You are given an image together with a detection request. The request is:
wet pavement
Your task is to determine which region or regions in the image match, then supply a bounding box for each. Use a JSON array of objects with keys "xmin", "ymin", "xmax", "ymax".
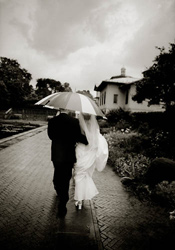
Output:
[
  {"xmin": 0, "ymin": 125, "xmax": 175, "ymax": 250},
  {"xmin": 93, "ymin": 167, "xmax": 175, "ymax": 250}
]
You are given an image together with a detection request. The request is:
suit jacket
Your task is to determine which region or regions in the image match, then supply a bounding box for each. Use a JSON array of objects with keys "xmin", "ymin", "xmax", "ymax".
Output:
[{"xmin": 47, "ymin": 113, "xmax": 88, "ymax": 163}]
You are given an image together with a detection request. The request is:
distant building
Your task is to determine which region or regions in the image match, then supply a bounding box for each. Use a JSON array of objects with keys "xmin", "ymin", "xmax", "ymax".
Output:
[{"xmin": 94, "ymin": 68, "xmax": 164, "ymax": 113}]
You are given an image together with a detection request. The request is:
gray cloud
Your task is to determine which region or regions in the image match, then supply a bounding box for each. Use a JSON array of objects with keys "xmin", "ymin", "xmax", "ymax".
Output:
[
  {"xmin": 0, "ymin": 0, "xmax": 174, "ymax": 92},
  {"xmin": 116, "ymin": 0, "xmax": 175, "ymax": 72},
  {"xmin": 29, "ymin": 0, "xmax": 103, "ymax": 58},
  {"xmin": 29, "ymin": 0, "xmax": 124, "ymax": 59}
]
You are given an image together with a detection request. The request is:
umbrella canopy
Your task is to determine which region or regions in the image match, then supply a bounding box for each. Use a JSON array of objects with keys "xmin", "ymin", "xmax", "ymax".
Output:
[{"xmin": 35, "ymin": 92, "xmax": 105, "ymax": 117}]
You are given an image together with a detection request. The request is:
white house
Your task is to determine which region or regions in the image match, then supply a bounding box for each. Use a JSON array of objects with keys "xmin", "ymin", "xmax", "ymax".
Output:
[{"xmin": 94, "ymin": 68, "xmax": 164, "ymax": 113}]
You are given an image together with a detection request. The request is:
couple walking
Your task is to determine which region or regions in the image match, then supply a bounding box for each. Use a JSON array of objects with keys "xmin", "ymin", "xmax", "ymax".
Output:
[{"xmin": 48, "ymin": 109, "xmax": 108, "ymax": 217}]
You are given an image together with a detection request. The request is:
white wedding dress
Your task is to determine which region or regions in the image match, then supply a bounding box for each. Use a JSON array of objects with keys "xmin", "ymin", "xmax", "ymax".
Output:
[{"xmin": 74, "ymin": 113, "xmax": 109, "ymax": 202}]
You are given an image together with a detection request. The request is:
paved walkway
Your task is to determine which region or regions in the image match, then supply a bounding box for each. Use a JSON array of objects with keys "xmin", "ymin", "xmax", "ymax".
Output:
[
  {"xmin": 0, "ymin": 126, "xmax": 175, "ymax": 250},
  {"xmin": 0, "ymin": 127, "xmax": 100, "ymax": 250},
  {"xmin": 93, "ymin": 167, "xmax": 175, "ymax": 250}
]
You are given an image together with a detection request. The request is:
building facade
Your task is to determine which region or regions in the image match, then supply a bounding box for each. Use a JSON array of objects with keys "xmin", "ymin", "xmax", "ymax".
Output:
[{"xmin": 94, "ymin": 68, "xmax": 164, "ymax": 113}]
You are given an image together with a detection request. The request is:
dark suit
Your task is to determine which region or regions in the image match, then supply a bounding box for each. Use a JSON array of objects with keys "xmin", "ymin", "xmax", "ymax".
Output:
[{"xmin": 47, "ymin": 113, "xmax": 88, "ymax": 207}]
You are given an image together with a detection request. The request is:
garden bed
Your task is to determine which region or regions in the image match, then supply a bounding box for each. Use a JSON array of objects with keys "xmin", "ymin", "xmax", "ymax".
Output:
[
  {"xmin": 0, "ymin": 121, "xmax": 41, "ymax": 139},
  {"xmin": 104, "ymin": 130, "xmax": 175, "ymax": 210}
]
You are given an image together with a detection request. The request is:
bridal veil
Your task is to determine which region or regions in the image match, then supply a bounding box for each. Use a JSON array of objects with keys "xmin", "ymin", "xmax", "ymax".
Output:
[{"xmin": 74, "ymin": 113, "xmax": 108, "ymax": 201}]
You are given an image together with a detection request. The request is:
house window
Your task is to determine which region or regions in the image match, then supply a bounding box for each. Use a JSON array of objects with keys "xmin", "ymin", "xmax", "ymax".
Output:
[
  {"xmin": 101, "ymin": 93, "xmax": 103, "ymax": 105},
  {"xmin": 104, "ymin": 91, "xmax": 106, "ymax": 104},
  {"xmin": 100, "ymin": 91, "xmax": 106, "ymax": 105},
  {"xmin": 125, "ymin": 89, "xmax": 129, "ymax": 104},
  {"xmin": 113, "ymin": 94, "xmax": 118, "ymax": 104}
]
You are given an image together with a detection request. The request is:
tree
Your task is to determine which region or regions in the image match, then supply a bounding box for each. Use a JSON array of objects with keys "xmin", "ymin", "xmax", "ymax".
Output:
[
  {"xmin": 36, "ymin": 78, "xmax": 56, "ymax": 98},
  {"xmin": 0, "ymin": 57, "xmax": 32, "ymax": 109},
  {"xmin": 0, "ymin": 80, "xmax": 9, "ymax": 108},
  {"xmin": 77, "ymin": 90, "xmax": 93, "ymax": 99},
  {"xmin": 62, "ymin": 82, "xmax": 72, "ymax": 92},
  {"xmin": 133, "ymin": 43, "xmax": 175, "ymax": 110},
  {"xmin": 35, "ymin": 79, "xmax": 72, "ymax": 99},
  {"xmin": 24, "ymin": 85, "xmax": 39, "ymax": 106}
]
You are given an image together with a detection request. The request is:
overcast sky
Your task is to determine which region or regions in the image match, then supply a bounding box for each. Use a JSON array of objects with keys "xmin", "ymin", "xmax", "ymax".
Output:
[{"xmin": 0, "ymin": 0, "xmax": 175, "ymax": 94}]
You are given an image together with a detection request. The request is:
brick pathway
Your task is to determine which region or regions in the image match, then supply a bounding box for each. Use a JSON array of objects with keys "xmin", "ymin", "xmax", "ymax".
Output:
[
  {"xmin": 0, "ymin": 128, "xmax": 99, "ymax": 250},
  {"xmin": 0, "ymin": 126, "xmax": 175, "ymax": 250},
  {"xmin": 92, "ymin": 166, "xmax": 175, "ymax": 250}
]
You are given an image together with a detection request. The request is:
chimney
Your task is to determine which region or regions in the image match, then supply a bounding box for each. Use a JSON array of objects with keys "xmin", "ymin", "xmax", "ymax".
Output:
[{"xmin": 121, "ymin": 67, "xmax": 126, "ymax": 76}]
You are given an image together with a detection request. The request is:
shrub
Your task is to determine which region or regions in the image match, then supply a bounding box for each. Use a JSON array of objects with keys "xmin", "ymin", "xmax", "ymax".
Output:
[
  {"xmin": 104, "ymin": 132, "xmax": 151, "ymax": 170},
  {"xmin": 137, "ymin": 128, "xmax": 175, "ymax": 160},
  {"xmin": 114, "ymin": 154, "xmax": 150, "ymax": 180},
  {"xmin": 105, "ymin": 129, "xmax": 175, "ymax": 209},
  {"xmin": 131, "ymin": 112, "xmax": 164, "ymax": 130},
  {"xmin": 152, "ymin": 181, "xmax": 175, "ymax": 208},
  {"xmin": 97, "ymin": 119, "xmax": 109, "ymax": 128},
  {"xmin": 104, "ymin": 132, "xmax": 132, "ymax": 166},
  {"xmin": 114, "ymin": 119, "xmax": 132, "ymax": 131},
  {"xmin": 103, "ymin": 109, "xmax": 174, "ymax": 160},
  {"xmin": 106, "ymin": 108, "xmax": 131, "ymax": 124}
]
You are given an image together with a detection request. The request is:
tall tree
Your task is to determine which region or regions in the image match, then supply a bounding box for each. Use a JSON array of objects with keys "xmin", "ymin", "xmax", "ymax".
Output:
[
  {"xmin": 77, "ymin": 90, "xmax": 93, "ymax": 99},
  {"xmin": 133, "ymin": 43, "xmax": 175, "ymax": 110},
  {"xmin": 36, "ymin": 78, "xmax": 53, "ymax": 98},
  {"xmin": 0, "ymin": 57, "xmax": 32, "ymax": 109},
  {"xmin": 35, "ymin": 79, "xmax": 72, "ymax": 99},
  {"xmin": 0, "ymin": 80, "xmax": 9, "ymax": 108},
  {"xmin": 62, "ymin": 82, "xmax": 72, "ymax": 92}
]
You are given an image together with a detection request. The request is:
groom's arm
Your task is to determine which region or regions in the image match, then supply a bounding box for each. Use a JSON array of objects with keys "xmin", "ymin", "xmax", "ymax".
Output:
[{"xmin": 78, "ymin": 133, "xmax": 88, "ymax": 145}]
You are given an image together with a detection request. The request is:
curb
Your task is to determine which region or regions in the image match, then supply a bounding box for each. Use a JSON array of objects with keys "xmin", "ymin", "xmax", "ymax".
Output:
[{"xmin": 90, "ymin": 200, "xmax": 103, "ymax": 250}]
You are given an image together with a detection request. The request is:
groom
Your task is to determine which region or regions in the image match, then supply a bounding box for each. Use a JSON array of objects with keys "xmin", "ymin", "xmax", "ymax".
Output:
[{"xmin": 47, "ymin": 109, "xmax": 88, "ymax": 217}]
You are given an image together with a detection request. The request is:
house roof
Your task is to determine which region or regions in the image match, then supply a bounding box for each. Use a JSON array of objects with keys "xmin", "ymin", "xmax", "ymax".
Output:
[{"xmin": 94, "ymin": 70, "xmax": 142, "ymax": 91}]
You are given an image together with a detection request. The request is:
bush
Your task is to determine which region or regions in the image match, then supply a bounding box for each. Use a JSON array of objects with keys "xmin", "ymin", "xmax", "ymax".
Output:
[
  {"xmin": 104, "ymin": 132, "xmax": 132, "ymax": 166},
  {"xmin": 114, "ymin": 119, "xmax": 132, "ymax": 131},
  {"xmin": 106, "ymin": 108, "xmax": 131, "ymax": 124},
  {"xmin": 103, "ymin": 109, "xmax": 174, "ymax": 160},
  {"xmin": 105, "ymin": 129, "xmax": 175, "ymax": 209},
  {"xmin": 97, "ymin": 118, "xmax": 109, "ymax": 128},
  {"xmin": 114, "ymin": 154, "xmax": 150, "ymax": 180},
  {"xmin": 152, "ymin": 181, "xmax": 175, "ymax": 208},
  {"xmin": 131, "ymin": 112, "xmax": 164, "ymax": 130},
  {"xmin": 137, "ymin": 128, "xmax": 175, "ymax": 160},
  {"xmin": 104, "ymin": 131, "xmax": 150, "ymax": 166}
]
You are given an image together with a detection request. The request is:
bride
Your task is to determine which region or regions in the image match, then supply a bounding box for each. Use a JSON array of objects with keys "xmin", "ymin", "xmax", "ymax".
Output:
[{"xmin": 74, "ymin": 112, "xmax": 109, "ymax": 209}]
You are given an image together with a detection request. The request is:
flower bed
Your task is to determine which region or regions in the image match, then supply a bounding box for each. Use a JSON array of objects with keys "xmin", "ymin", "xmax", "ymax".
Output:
[
  {"xmin": 0, "ymin": 122, "xmax": 39, "ymax": 139},
  {"xmin": 104, "ymin": 131, "xmax": 175, "ymax": 209}
]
